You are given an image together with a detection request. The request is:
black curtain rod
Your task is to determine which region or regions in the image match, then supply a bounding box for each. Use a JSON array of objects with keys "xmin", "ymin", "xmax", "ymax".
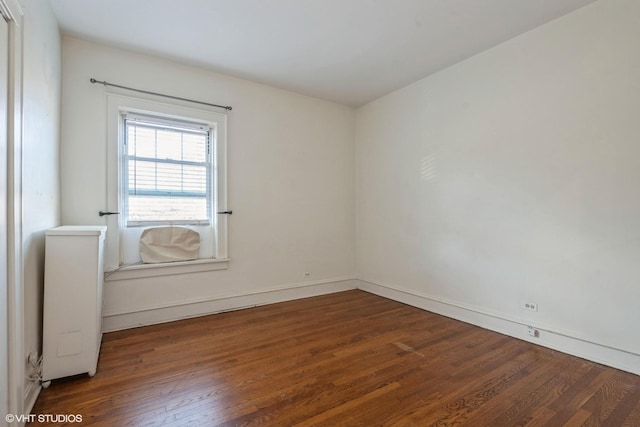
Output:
[{"xmin": 89, "ymin": 78, "xmax": 232, "ymax": 111}]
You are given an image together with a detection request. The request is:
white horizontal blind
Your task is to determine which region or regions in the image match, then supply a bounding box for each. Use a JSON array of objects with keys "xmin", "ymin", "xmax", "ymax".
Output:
[{"xmin": 123, "ymin": 113, "xmax": 212, "ymax": 226}]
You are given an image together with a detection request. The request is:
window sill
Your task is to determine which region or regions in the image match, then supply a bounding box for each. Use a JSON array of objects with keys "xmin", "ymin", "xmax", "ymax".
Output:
[{"xmin": 105, "ymin": 258, "xmax": 229, "ymax": 282}]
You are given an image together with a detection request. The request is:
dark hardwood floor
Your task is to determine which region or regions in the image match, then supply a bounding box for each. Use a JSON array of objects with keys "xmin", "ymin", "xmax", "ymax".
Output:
[{"xmin": 30, "ymin": 290, "xmax": 640, "ymax": 426}]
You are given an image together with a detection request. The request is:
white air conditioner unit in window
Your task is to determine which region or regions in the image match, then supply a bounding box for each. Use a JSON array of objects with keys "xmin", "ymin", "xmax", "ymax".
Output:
[{"xmin": 139, "ymin": 227, "xmax": 200, "ymax": 263}]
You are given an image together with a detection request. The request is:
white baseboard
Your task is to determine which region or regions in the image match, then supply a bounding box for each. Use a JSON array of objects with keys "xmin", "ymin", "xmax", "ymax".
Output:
[
  {"xmin": 356, "ymin": 279, "xmax": 640, "ymax": 376},
  {"xmin": 101, "ymin": 276, "xmax": 639, "ymax": 376},
  {"xmin": 24, "ymin": 381, "xmax": 41, "ymax": 417},
  {"xmin": 102, "ymin": 278, "xmax": 358, "ymax": 332}
]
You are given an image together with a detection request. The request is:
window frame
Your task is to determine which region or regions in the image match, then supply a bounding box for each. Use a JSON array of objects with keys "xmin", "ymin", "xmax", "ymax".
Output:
[
  {"xmin": 105, "ymin": 94, "xmax": 228, "ymax": 273},
  {"xmin": 122, "ymin": 112, "xmax": 213, "ymax": 227}
]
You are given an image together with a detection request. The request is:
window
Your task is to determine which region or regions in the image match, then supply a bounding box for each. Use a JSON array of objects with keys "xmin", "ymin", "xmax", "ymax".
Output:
[
  {"xmin": 105, "ymin": 95, "xmax": 228, "ymax": 273},
  {"xmin": 123, "ymin": 113, "xmax": 212, "ymax": 226}
]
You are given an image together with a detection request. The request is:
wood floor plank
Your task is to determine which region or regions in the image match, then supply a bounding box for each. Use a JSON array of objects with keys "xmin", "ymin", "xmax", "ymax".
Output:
[
  {"xmin": 577, "ymin": 370, "xmax": 635, "ymax": 426},
  {"xmin": 563, "ymin": 408, "xmax": 594, "ymax": 427},
  {"xmin": 622, "ymin": 403, "xmax": 640, "ymax": 427},
  {"xmin": 29, "ymin": 290, "xmax": 640, "ymax": 426},
  {"xmin": 482, "ymin": 357, "xmax": 595, "ymax": 426}
]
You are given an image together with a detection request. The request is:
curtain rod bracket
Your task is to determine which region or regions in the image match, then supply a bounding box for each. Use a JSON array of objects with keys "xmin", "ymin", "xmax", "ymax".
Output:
[{"xmin": 89, "ymin": 78, "xmax": 232, "ymax": 111}]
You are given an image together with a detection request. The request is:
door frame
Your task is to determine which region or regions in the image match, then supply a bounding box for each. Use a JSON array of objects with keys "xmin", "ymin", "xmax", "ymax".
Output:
[{"xmin": 0, "ymin": 0, "xmax": 24, "ymax": 423}]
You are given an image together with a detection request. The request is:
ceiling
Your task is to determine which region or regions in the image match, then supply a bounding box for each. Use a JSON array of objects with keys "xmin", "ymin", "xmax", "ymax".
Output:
[{"xmin": 49, "ymin": 0, "xmax": 599, "ymax": 107}]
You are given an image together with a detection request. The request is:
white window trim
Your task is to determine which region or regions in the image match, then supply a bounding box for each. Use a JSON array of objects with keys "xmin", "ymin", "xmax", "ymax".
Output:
[
  {"xmin": 105, "ymin": 258, "xmax": 230, "ymax": 282},
  {"xmin": 105, "ymin": 94, "xmax": 228, "ymax": 275}
]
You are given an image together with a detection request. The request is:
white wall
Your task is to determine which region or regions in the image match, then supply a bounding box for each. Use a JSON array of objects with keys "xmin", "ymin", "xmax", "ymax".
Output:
[
  {"xmin": 60, "ymin": 37, "xmax": 356, "ymax": 329},
  {"xmin": 18, "ymin": 0, "xmax": 61, "ymax": 410},
  {"xmin": 356, "ymin": 0, "xmax": 640, "ymax": 372}
]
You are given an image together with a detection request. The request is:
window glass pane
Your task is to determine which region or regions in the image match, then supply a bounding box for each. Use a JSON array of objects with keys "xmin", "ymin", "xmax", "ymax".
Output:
[
  {"xmin": 128, "ymin": 196, "xmax": 208, "ymax": 222},
  {"xmin": 156, "ymin": 129, "xmax": 183, "ymax": 161},
  {"xmin": 182, "ymin": 165, "xmax": 207, "ymax": 192},
  {"xmin": 155, "ymin": 163, "xmax": 183, "ymax": 192},
  {"xmin": 128, "ymin": 160, "xmax": 156, "ymax": 191},
  {"xmin": 182, "ymin": 133, "xmax": 207, "ymax": 162},
  {"xmin": 128, "ymin": 125, "xmax": 156, "ymax": 158}
]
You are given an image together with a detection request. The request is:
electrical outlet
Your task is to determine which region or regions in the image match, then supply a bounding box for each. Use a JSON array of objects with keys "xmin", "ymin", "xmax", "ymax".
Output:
[
  {"xmin": 527, "ymin": 326, "xmax": 539, "ymax": 338},
  {"xmin": 304, "ymin": 272, "xmax": 311, "ymax": 278},
  {"xmin": 522, "ymin": 302, "xmax": 538, "ymax": 312}
]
